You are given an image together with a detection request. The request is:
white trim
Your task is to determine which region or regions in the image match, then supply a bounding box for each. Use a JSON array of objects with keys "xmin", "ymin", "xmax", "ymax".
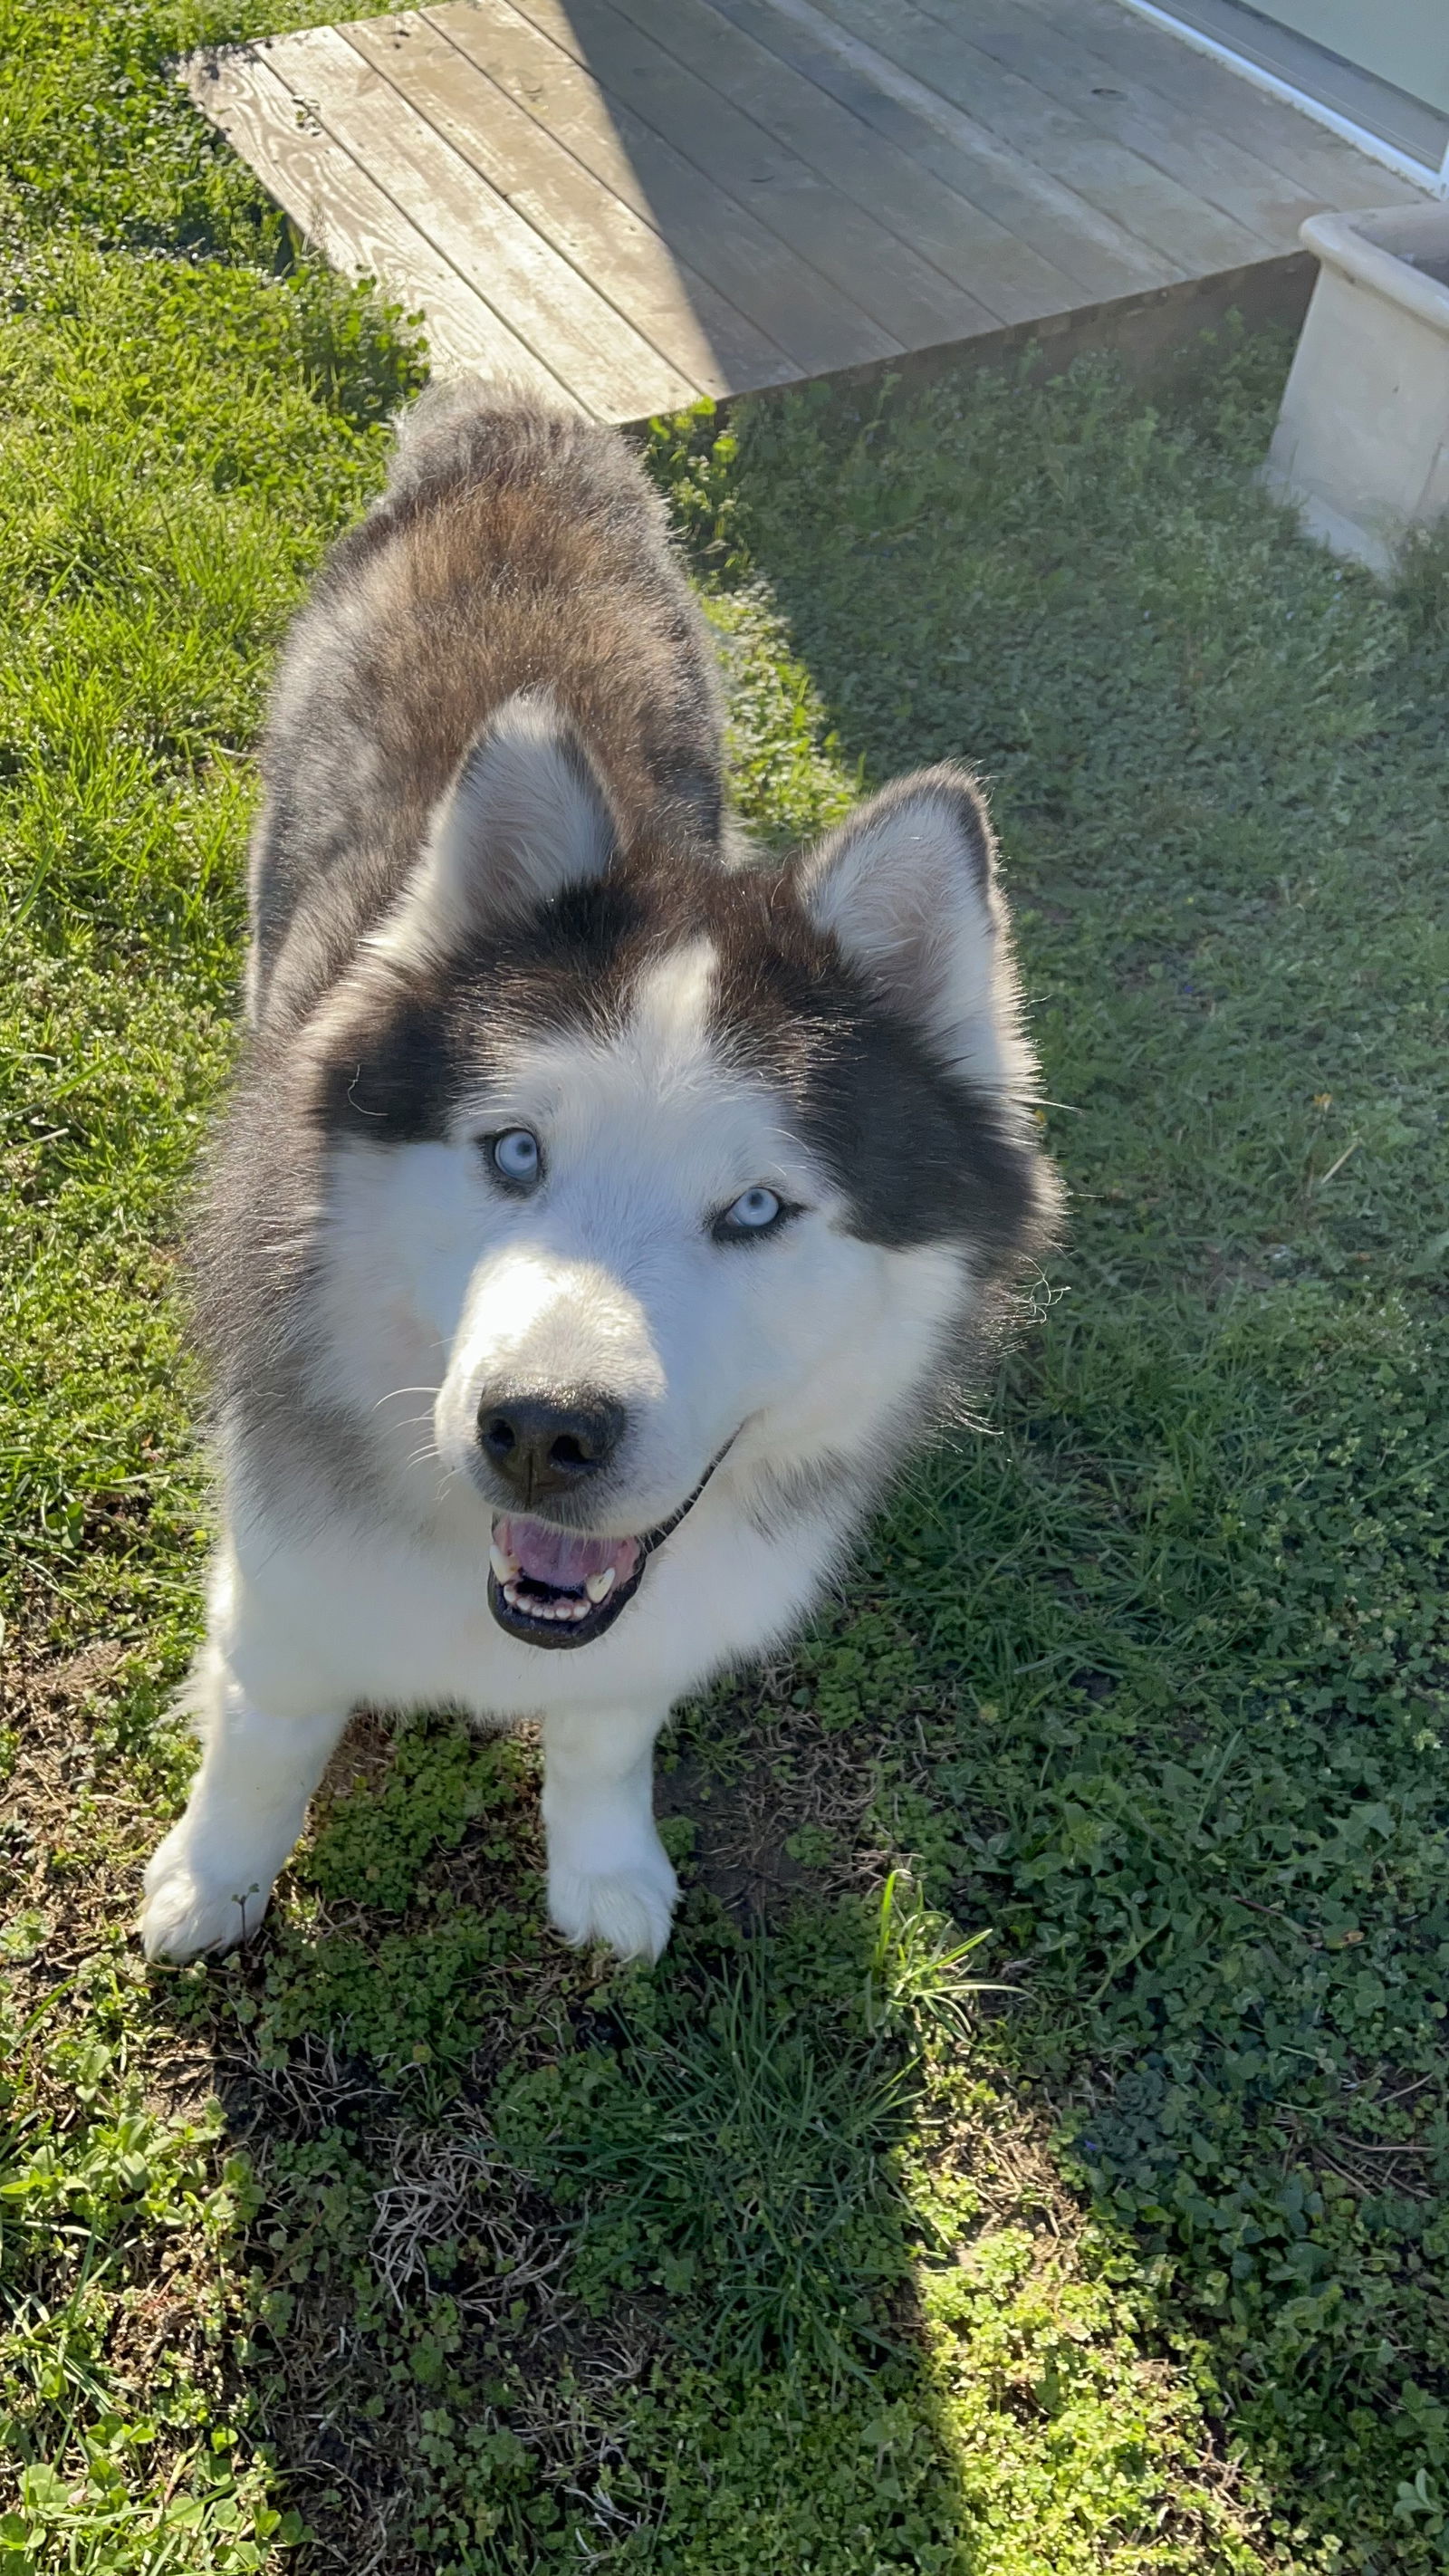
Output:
[{"xmin": 1113, "ymin": 0, "xmax": 1444, "ymax": 197}]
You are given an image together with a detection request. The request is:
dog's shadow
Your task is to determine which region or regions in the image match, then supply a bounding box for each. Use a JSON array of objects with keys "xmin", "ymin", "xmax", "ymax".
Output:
[{"xmin": 143, "ymin": 1691, "xmax": 1020, "ymax": 2572}]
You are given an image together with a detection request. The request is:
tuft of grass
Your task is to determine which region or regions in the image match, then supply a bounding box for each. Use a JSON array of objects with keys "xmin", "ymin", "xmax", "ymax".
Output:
[{"xmin": 494, "ymin": 1934, "xmax": 912, "ymax": 2379}]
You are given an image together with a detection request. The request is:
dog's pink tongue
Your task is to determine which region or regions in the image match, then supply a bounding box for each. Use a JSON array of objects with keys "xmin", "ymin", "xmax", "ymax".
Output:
[{"xmin": 496, "ymin": 1515, "xmax": 640, "ymax": 1590}]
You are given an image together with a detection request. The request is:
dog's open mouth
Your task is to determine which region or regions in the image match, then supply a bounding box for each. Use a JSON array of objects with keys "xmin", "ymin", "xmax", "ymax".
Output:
[
  {"xmin": 488, "ymin": 1517, "xmax": 646, "ymax": 1648},
  {"xmin": 486, "ymin": 1441, "xmax": 735, "ymax": 1649}
]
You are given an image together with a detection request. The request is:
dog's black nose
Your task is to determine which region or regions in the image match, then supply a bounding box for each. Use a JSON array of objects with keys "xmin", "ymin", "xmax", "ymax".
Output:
[{"xmin": 477, "ymin": 1391, "xmax": 626, "ymax": 1504}]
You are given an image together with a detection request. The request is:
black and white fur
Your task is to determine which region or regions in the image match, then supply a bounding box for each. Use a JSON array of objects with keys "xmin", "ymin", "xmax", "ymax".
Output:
[{"xmin": 140, "ymin": 388, "xmax": 1058, "ymax": 1967}]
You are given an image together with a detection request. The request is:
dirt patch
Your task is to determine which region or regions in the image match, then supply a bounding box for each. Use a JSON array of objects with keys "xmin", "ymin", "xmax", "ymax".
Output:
[
  {"xmin": 1, "ymin": 1638, "xmax": 139, "ymax": 1983},
  {"xmin": 657, "ymin": 1751, "xmax": 818, "ymax": 1918},
  {"xmin": 311, "ymin": 1705, "xmax": 401, "ymax": 1812},
  {"xmin": 658, "ymin": 1689, "xmax": 888, "ymax": 1924}
]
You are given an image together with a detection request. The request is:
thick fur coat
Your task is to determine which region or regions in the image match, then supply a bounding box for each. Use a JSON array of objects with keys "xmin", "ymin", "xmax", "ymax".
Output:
[{"xmin": 140, "ymin": 386, "xmax": 1058, "ymax": 1966}]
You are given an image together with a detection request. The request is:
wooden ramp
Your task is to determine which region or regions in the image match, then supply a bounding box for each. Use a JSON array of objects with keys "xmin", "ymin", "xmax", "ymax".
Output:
[{"xmin": 185, "ymin": 0, "xmax": 1423, "ymax": 421}]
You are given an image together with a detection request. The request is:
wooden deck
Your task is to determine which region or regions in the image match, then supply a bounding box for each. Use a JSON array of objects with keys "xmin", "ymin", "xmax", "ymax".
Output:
[{"xmin": 185, "ymin": 0, "xmax": 1424, "ymax": 421}]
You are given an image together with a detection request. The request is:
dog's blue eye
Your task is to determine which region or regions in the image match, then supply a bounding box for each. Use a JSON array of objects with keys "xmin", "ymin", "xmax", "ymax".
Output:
[
  {"xmin": 731, "ymin": 1188, "xmax": 780, "ymax": 1228},
  {"xmin": 715, "ymin": 1187, "xmax": 786, "ymax": 1241},
  {"xmin": 490, "ymin": 1129, "xmax": 542, "ymax": 1185}
]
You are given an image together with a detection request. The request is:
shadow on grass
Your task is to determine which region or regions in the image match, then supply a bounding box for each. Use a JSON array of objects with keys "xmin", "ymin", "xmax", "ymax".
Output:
[
  {"xmin": 139, "ymin": 1686, "xmax": 1260, "ymax": 2574},
  {"xmin": 626, "ymin": 345, "xmax": 1449, "ymax": 2574}
]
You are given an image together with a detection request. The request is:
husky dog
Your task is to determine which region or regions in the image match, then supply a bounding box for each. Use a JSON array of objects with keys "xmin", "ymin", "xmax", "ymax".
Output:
[{"xmin": 139, "ymin": 387, "xmax": 1057, "ymax": 1969}]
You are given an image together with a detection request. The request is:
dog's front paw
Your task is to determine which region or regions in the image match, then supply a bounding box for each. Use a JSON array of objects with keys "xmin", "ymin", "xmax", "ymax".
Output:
[
  {"xmin": 139, "ymin": 1825, "xmax": 276, "ymax": 1964},
  {"xmin": 548, "ymin": 1839, "xmax": 679, "ymax": 1963}
]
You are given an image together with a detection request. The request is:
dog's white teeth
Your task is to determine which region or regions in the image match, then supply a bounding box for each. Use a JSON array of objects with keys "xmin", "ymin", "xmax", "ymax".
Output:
[
  {"xmin": 584, "ymin": 1567, "xmax": 617, "ymax": 1603},
  {"xmin": 491, "ymin": 1544, "xmax": 519, "ymax": 1585},
  {"xmin": 498, "ymin": 1577, "xmax": 596, "ymax": 1624}
]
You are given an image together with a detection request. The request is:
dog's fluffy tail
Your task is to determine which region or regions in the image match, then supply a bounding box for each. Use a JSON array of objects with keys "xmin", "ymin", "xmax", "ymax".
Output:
[{"xmin": 381, "ymin": 376, "xmax": 614, "ymax": 515}]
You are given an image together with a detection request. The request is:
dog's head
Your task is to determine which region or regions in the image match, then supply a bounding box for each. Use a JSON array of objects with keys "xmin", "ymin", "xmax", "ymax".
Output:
[{"xmin": 301, "ymin": 694, "xmax": 1057, "ymax": 1648}]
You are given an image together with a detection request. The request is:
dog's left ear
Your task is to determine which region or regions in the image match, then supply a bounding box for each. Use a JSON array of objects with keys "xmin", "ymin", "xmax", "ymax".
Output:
[
  {"xmin": 371, "ymin": 690, "xmax": 616, "ymax": 969},
  {"xmin": 796, "ymin": 766, "xmax": 1027, "ymax": 1093}
]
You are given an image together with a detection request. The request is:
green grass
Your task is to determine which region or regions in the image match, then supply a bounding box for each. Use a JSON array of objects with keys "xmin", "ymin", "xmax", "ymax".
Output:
[{"xmin": 3, "ymin": 5, "xmax": 1449, "ymax": 2568}]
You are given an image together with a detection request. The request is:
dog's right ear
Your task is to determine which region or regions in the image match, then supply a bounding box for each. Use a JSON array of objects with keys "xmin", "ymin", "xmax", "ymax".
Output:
[
  {"xmin": 795, "ymin": 765, "xmax": 1029, "ymax": 1097},
  {"xmin": 369, "ymin": 690, "xmax": 616, "ymax": 969}
]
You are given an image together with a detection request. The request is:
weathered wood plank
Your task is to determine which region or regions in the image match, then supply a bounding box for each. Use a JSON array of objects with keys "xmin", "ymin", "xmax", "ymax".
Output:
[
  {"xmin": 604, "ymin": 0, "xmax": 1080, "ymax": 325},
  {"xmin": 351, "ymin": 9, "xmax": 796, "ymax": 397},
  {"xmin": 187, "ymin": 0, "xmax": 1421, "ymax": 431},
  {"xmin": 705, "ymin": 0, "xmax": 1180, "ymax": 299},
  {"xmin": 427, "ymin": 0, "xmax": 903, "ymax": 374},
  {"xmin": 185, "ymin": 43, "xmax": 581, "ymax": 400},
  {"xmin": 923, "ymin": 0, "xmax": 1321, "ymax": 247},
  {"xmin": 1032, "ymin": 0, "xmax": 1424, "ymax": 207},
  {"xmin": 507, "ymin": 0, "xmax": 999, "ymax": 343},
  {"xmin": 259, "ymin": 22, "xmax": 699, "ymax": 416},
  {"xmin": 811, "ymin": 0, "xmax": 1268, "ymax": 273}
]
